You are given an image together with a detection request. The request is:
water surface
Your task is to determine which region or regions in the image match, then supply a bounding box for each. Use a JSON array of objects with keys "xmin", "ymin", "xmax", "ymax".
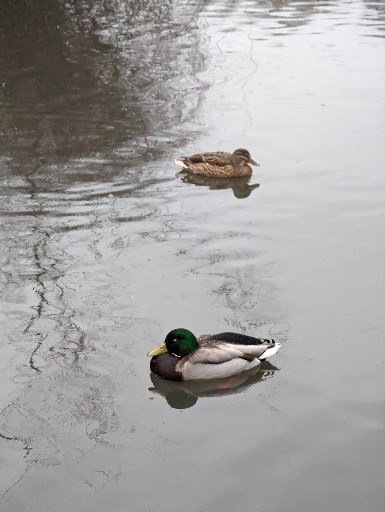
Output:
[{"xmin": 0, "ymin": 1, "xmax": 384, "ymax": 511}]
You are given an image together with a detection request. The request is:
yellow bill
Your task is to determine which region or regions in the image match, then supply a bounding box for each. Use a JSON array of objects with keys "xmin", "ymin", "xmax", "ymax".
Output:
[{"xmin": 147, "ymin": 342, "xmax": 167, "ymax": 357}]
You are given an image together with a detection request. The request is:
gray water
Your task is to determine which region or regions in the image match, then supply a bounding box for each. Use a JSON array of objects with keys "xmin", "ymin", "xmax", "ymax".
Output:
[{"xmin": 0, "ymin": 1, "xmax": 384, "ymax": 511}]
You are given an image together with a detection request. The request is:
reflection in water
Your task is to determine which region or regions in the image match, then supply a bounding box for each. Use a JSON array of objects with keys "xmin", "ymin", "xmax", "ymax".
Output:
[
  {"xmin": 0, "ymin": 1, "xmax": 209, "ymax": 499},
  {"xmin": 0, "ymin": 0, "xmax": 207, "ymax": 196},
  {"xmin": 149, "ymin": 361, "xmax": 279, "ymax": 409},
  {"xmin": 179, "ymin": 171, "xmax": 260, "ymax": 198},
  {"xmin": 0, "ymin": 0, "xmax": 209, "ymax": 376},
  {"xmin": 362, "ymin": 0, "xmax": 385, "ymax": 34}
]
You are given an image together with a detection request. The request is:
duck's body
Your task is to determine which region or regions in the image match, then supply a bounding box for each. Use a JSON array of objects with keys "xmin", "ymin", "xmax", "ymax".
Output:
[
  {"xmin": 148, "ymin": 329, "xmax": 281, "ymax": 381},
  {"xmin": 175, "ymin": 149, "xmax": 260, "ymax": 178}
]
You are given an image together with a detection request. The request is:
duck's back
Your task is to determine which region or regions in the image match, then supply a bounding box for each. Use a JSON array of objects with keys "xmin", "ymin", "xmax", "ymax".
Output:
[
  {"xmin": 199, "ymin": 332, "xmax": 272, "ymax": 346},
  {"xmin": 176, "ymin": 151, "xmax": 251, "ymax": 177}
]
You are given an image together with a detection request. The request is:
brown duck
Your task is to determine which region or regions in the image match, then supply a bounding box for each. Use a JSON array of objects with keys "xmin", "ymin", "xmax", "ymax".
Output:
[{"xmin": 175, "ymin": 148, "xmax": 260, "ymax": 177}]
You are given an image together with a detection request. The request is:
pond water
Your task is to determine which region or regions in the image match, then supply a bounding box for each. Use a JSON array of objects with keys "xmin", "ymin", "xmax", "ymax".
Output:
[{"xmin": 0, "ymin": 1, "xmax": 384, "ymax": 511}]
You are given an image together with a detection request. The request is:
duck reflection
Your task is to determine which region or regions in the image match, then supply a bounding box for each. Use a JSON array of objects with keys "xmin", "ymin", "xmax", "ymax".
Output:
[
  {"xmin": 148, "ymin": 361, "xmax": 278, "ymax": 409},
  {"xmin": 178, "ymin": 172, "xmax": 260, "ymax": 199}
]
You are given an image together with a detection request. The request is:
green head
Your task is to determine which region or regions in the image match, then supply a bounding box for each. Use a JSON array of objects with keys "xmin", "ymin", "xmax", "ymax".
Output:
[
  {"xmin": 165, "ymin": 328, "xmax": 198, "ymax": 356},
  {"xmin": 147, "ymin": 328, "xmax": 198, "ymax": 358}
]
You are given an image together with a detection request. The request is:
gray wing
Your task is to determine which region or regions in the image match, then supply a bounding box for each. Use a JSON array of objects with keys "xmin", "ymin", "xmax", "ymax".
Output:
[{"xmin": 189, "ymin": 342, "xmax": 269, "ymax": 365}]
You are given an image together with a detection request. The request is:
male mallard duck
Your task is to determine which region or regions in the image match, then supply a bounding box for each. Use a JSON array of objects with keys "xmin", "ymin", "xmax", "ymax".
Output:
[
  {"xmin": 148, "ymin": 328, "xmax": 281, "ymax": 381},
  {"xmin": 175, "ymin": 148, "xmax": 260, "ymax": 177}
]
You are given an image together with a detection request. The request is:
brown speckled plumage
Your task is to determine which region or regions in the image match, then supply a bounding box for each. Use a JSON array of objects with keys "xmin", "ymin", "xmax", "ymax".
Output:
[{"xmin": 175, "ymin": 148, "xmax": 260, "ymax": 177}]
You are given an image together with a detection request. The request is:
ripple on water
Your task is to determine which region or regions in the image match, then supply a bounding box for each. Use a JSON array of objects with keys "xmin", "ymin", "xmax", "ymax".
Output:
[{"xmin": 0, "ymin": 1, "xmax": 384, "ymax": 510}]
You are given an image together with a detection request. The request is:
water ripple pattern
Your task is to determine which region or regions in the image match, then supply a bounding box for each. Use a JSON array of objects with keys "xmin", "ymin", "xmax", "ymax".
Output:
[{"xmin": 0, "ymin": 1, "xmax": 384, "ymax": 511}]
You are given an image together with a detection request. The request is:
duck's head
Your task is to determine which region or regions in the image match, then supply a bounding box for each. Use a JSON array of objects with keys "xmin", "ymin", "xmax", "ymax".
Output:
[
  {"xmin": 233, "ymin": 148, "xmax": 260, "ymax": 166},
  {"xmin": 148, "ymin": 328, "xmax": 199, "ymax": 357}
]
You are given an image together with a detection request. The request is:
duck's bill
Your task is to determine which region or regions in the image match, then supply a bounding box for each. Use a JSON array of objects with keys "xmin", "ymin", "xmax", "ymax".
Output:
[
  {"xmin": 249, "ymin": 158, "xmax": 260, "ymax": 166},
  {"xmin": 147, "ymin": 342, "xmax": 167, "ymax": 356}
]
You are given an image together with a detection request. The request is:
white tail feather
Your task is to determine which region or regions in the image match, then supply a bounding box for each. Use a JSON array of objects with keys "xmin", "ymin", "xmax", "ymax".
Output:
[
  {"xmin": 175, "ymin": 159, "xmax": 188, "ymax": 169},
  {"xmin": 260, "ymin": 343, "xmax": 281, "ymax": 360}
]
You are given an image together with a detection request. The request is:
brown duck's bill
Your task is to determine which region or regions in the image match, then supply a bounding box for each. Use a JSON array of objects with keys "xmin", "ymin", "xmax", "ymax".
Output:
[
  {"xmin": 250, "ymin": 158, "xmax": 260, "ymax": 166},
  {"xmin": 147, "ymin": 342, "xmax": 167, "ymax": 356}
]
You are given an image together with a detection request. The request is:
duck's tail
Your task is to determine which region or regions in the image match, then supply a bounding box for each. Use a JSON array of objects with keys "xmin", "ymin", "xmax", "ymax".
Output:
[
  {"xmin": 175, "ymin": 158, "xmax": 189, "ymax": 169},
  {"xmin": 259, "ymin": 341, "xmax": 282, "ymax": 361}
]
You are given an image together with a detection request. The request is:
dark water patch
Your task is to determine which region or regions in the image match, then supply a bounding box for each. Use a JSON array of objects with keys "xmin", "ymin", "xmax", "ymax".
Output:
[{"xmin": 0, "ymin": 0, "xmax": 207, "ymax": 206}]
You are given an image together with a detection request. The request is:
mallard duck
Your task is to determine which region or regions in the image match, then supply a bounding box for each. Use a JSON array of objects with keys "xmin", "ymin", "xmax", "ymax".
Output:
[
  {"xmin": 175, "ymin": 148, "xmax": 260, "ymax": 177},
  {"xmin": 147, "ymin": 328, "xmax": 281, "ymax": 381}
]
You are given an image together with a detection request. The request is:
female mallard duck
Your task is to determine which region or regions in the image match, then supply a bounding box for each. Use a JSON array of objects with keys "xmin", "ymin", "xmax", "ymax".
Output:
[
  {"xmin": 175, "ymin": 148, "xmax": 260, "ymax": 177},
  {"xmin": 148, "ymin": 328, "xmax": 281, "ymax": 381}
]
